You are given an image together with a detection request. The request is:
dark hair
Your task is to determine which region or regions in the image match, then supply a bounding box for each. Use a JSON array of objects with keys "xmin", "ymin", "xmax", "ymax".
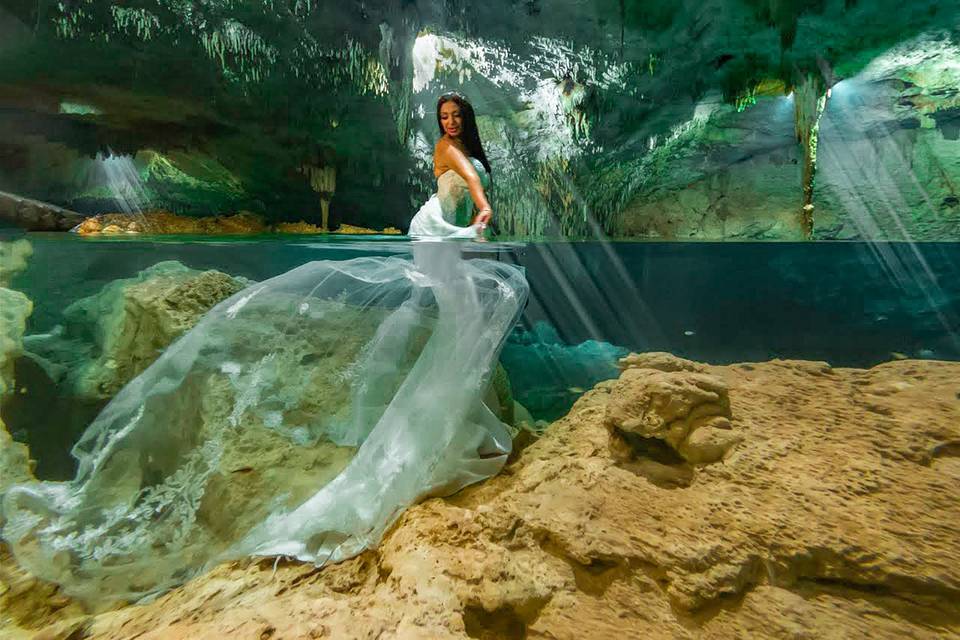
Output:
[{"xmin": 436, "ymin": 92, "xmax": 492, "ymax": 175}]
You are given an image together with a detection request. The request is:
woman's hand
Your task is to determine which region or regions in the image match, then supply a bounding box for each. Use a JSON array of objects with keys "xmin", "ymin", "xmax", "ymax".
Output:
[
  {"xmin": 472, "ymin": 208, "xmax": 492, "ymax": 241},
  {"xmin": 472, "ymin": 208, "xmax": 492, "ymax": 227}
]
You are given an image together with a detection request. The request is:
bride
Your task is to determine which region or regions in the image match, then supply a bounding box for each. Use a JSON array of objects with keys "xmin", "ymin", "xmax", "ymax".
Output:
[
  {"xmin": 409, "ymin": 92, "xmax": 494, "ymax": 239},
  {"xmin": 1, "ymin": 93, "xmax": 528, "ymax": 605}
]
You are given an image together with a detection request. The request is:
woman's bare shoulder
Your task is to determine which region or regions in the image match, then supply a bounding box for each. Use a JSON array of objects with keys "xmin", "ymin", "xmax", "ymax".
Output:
[
  {"xmin": 435, "ymin": 137, "xmax": 461, "ymax": 155},
  {"xmin": 437, "ymin": 137, "xmax": 468, "ymax": 160}
]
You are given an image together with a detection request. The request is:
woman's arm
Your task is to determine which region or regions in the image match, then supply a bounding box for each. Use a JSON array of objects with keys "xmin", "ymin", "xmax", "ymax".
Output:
[{"xmin": 440, "ymin": 142, "xmax": 493, "ymax": 225}]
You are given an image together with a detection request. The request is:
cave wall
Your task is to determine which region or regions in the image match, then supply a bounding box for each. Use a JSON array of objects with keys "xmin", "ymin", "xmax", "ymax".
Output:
[
  {"xmin": 617, "ymin": 35, "xmax": 960, "ymax": 240},
  {"xmin": 0, "ymin": 0, "xmax": 957, "ymax": 238}
]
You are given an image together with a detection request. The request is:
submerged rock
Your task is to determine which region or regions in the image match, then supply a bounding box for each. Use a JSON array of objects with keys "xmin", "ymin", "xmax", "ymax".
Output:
[
  {"xmin": 0, "ymin": 239, "xmax": 36, "ymax": 492},
  {"xmin": 603, "ymin": 366, "xmax": 741, "ymax": 466},
  {"xmin": 0, "ymin": 415, "xmax": 32, "ymax": 495},
  {"xmin": 2, "ymin": 253, "xmax": 531, "ymax": 608},
  {"xmin": 0, "ymin": 289, "xmax": 31, "ymax": 400},
  {"xmin": 4, "ymin": 355, "xmax": 958, "ymax": 638},
  {"xmin": 501, "ymin": 322, "xmax": 628, "ymax": 421},
  {"xmin": 0, "ymin": 287, "xmax": 33, "ymax": 490},
  {"xmin": 23, "ymin": 260, "xmax": 250, "ymax": 399},
  {"xmin": 0, "ymin": 542, "xmax": 87, "ymax": 636},
  {"xmin": 0, "ymin": 238, "xmax": 33, "ymax": 288},
  {"xmin": 617, "ymin": 351, "xmax": 706, "ymax": 373}
]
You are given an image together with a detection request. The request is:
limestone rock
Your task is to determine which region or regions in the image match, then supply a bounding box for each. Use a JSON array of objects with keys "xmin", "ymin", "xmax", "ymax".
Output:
[
  {"xmin": 0, "ymin": 287, "xmax": 32, "ymax": 399},
  {"xmin": 488, "ymin": 362, "xmax": 516, "ymax": 425},
  {"xmin": 3, "ymin": 357, "xmax": 960, "ymax": 639},
  {"xmin": 71, "ymin": 212, "xmax": 405, "ymax": 236},
  {"xmin": 0, "ymin": 542, "xmax": 87, "ymax": 637},
  {"xmin": 0, "ymin": 416, "xmax": 33, "ymax": 494},
  {"xmin": 0, "ymin": 238, "xmax": 32, "ymax": 287},
  {"xmin": 3, "ymin": 293, "xmax": 420, "ymax": 605},
  {"xmin": 618, "ymin": 351, "xmax": 707, "ymax": 373},
  {"xmin": 0, "ymin": 192, "xmax": 85, "ymax": 232},
  {"xmin": 604, "ymin": 368, "xmax": 737, "ymax": 464},
  {"xmin": 73, "ymin": 211, "xmax": 268, "ymax": 235},
  {"xmin": 332, "ymin": 223, "xmax": 402, "ymax": 235},
  {"xmin": 0, "ymin": 247, "xmax": 36, "ymax": 491},
  {"xmin": 24, "ymin": 260, "xmax": 250, "ymax": 399}
]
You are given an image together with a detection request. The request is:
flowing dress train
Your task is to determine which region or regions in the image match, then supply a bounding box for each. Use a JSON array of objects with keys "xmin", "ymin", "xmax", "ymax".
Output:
[{"xmin": 0, "ymin": 161, "xmax": 528, "ymax": 605}]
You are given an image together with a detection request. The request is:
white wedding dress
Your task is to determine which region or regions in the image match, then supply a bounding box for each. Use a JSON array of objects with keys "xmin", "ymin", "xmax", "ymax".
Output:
[
  {"xmin": 0, "ymin": 161, "xmax": 528, "ymax": 606},
  {"xmin": 409, "ymin": 158, "xmax": 488, "ymax": 239}
]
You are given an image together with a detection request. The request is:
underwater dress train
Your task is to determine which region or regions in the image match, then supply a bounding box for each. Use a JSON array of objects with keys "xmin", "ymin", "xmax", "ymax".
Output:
[{"xmin": 1, "ymin": 158, "xmax": 528, "ymax": 604}]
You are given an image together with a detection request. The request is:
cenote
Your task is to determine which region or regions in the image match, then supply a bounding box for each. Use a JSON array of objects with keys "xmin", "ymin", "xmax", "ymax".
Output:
[{"xmin": 1, "ymin": 1, "xmax": 959, "ymax": 637}]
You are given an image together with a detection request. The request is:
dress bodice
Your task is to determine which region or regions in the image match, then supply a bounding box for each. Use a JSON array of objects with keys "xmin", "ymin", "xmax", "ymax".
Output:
[{"xmin": 437, "ymin": 158, "xmax": 489, "ymax": 227}]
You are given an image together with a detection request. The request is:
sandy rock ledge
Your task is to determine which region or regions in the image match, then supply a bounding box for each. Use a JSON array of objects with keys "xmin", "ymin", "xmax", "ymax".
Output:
[{"xmin": 2, "ymin": 353, "xmax": 959, "ymax": 639}]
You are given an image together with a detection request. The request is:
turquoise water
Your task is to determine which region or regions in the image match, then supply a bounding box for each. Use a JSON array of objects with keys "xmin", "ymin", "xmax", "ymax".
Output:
[
  {"xmin": 3, "ymin": 231, "xmax": 959, "ymax": 477},
  {"xmin": 8, "ymin": 232, "xmax": 958, "ymax": 361}
]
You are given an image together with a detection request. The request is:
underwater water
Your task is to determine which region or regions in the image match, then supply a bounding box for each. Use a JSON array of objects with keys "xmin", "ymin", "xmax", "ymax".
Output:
[{"xmin": 3, "ymin": 231, "xmax": 958, "ymax": 480}]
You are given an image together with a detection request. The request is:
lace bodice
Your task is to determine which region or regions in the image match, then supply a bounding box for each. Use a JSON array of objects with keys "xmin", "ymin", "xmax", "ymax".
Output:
[{"xmin": 437, "ymin": 158, "xmax": 489, "ymax": 226}]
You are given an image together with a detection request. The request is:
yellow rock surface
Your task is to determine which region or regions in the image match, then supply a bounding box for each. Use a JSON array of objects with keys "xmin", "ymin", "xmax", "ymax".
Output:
[
  {"xmin": 75, "ymin": 212, "xmax": 402, "ymax": 236},
  {"xmin": 3, "ymin": 355, "xmax": 959, "ymax": 638}
]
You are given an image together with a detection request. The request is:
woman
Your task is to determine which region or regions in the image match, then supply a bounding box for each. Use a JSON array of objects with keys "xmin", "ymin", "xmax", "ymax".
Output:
[
  {"xmin": 2, "ymin": 93, "xmax": 527, "ymax": 605},
  {"xmin": 409, "ymin": 92, "xmax": 494, "ymax": 239}
]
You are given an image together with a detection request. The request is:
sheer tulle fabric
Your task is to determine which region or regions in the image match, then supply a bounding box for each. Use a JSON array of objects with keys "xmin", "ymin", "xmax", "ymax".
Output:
[{"xmin": 2, "ymin": 237, "xmax": 527, "ymax": 605}]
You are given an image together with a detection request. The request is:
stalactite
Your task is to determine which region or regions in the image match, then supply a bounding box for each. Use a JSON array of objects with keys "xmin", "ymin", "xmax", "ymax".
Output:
[
  {"xmin": 380, "ymin": 16, "xmax": 421, "ymax": 146},
  {"xmin": 618, "ymin": 0, "xmax": 625, "ymax": 59},
  {"xmin": 492, "ymin": 170, "xmax": 551, "ymax": 237},
  {"xmin": 50, "ymin": 1, "xmax": 389, "ymax": 95},
  {"xmin": 199, "ymin": 19, "xmax": 278, "ymax": 85},
  {"xmin": 391, "ymin": 71, "xmax": 413, "ymax": 146},
  {"xmin": 793, "ymin": 73, "xmax": 827, "ymax": 238},
  {"xmin": 110, "ymin": 7, "xmax": 160, "ymax": 41},
  {"xmin": 300, "ymin": 165, "xmax": 336, "ymax": 230},
  {"xmin": 583, "ymin": 105, "xmax": 714, "ymax": 234}
]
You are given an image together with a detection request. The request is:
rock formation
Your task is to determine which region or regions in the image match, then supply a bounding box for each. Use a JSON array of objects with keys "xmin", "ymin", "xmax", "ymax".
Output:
[
  {"xmin": 69, "ymin": 211, "xmax": 402, "ymax": 235},
  {"xmin": 0, "ymin": 191, "xmax": 85, "ymax": 232},
  {"xmin": 300, "ymin": 165, "xmax": 337, "ymax": 231},
  {"xmin": 3, "ymin": 352, "xmax": 958, "ymax": 638},
  {"xmin": 500, "ymin": 322, "xmax": 628, "ymax": 421},
  {"xmin": 23, "ymin": 260, "xmax": 250, "ymax": 399},
  {"xmin": 792, "ymin": 74, "xmax": 827, "ymax": 238},
  {"xmin": 0, "ymin": 239, "xmax": 35, "ymax": 492},
  {"xmin": 2, "ymin": 2, "xmax": 958, "ymax": 239},
  {"xmin": 0, "ymin": 238, "xmax": 32, "ymax": 288}
]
